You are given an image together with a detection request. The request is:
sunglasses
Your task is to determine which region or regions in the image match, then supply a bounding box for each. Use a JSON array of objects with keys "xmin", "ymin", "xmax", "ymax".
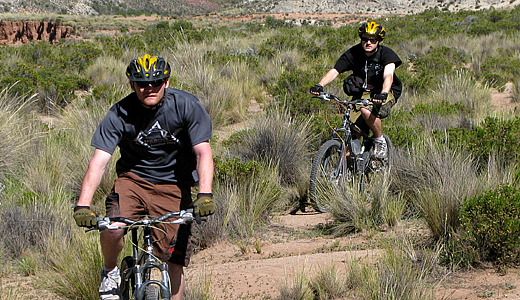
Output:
[
  {"xmin": 135, "ymin": 79, "xmax": 165, "ymax": 88},
  {"xmin": 361, "ymin": 37, "xmax": 379, "ymax": 43}
]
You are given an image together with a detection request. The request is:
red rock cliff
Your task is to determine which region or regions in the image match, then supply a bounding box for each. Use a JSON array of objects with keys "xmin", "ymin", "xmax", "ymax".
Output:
[{"xmin": 0, "ymin": 21, "xmax": 72, "ymax": 45}]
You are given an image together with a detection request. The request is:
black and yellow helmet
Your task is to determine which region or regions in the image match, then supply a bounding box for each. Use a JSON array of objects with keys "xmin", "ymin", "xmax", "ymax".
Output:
[
  {"xmin": 358, "ymin": 21, "xmax": 386, "ymax": 41},
  {"xmin": 126, "ymin": 54, "xmax": 171, "ymax": 82}
]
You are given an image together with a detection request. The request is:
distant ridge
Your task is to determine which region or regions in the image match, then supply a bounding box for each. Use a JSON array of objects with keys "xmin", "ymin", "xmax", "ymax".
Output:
[{"xmin": 0, "ymin": 0, "xmax": 518, "ymax": 16}]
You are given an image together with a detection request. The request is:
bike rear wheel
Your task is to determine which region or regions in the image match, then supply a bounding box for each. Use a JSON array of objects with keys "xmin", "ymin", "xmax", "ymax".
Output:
[{"xmin": 309, "ymin": 138, "xmax": 354, "ymax": 212}]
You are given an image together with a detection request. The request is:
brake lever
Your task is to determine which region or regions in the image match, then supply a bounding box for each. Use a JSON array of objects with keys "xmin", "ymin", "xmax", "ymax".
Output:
[{"xmin": 84, "ymin": 217, "xmax": 120, "ymax": 232}]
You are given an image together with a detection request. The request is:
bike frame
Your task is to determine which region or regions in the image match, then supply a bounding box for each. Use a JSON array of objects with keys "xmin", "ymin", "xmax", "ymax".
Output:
[{"xmin": 329, "ymin": 98, "xmax": 373, "ymax": 179}]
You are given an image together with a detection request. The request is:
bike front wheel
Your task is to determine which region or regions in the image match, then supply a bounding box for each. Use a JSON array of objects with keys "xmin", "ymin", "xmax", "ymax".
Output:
[{"xmin": 309, "ymin": 139, "xmax": 353, "ymax": 212}]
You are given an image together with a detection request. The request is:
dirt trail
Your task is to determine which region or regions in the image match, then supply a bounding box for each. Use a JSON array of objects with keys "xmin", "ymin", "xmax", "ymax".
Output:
[{"xmin": 185, "ymin": 212, "xmax": 520, "ymax": 299}]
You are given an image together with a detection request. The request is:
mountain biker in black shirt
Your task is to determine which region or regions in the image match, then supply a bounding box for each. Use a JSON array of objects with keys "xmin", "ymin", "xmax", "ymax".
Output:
[{"xmin": 311, "ymin": 21, "xmax": 402, "ymax": 158}]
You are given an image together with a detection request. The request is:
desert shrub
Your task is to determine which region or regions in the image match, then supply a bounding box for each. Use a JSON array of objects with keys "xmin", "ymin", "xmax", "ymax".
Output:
[
  {"xmin": 265, "ymin": 16, "xmax": 292, "ymax": 29},
  {"xmin": 350, "ymin": 237, "xmax": 441, "ymax": 300},
  {"xmin": 0, "ymin": 204, "xmax": 64, "ymax": 260},
  {"xmin": 269, "ymin": 69, "xmax": 323, "ymax": 115},
  {"xmin": 277, "ymin": 266, "xmax": 312, "ymax": 300},
  {"xmin": 204, "ymin": 49, "xmax": 260, "ymax": 70},
  {"xmin": 213, "ymin": 156, "xmax": 264, "ymax": 185},
  {"xmin": 406, "ymin": 46, "xmax": 464, "ymax": 93},
  {"xmin": 42, "ymin": 228, "xmax": 103, "ymax": 300},
  {"xmin": 215, "ymin": 164, "xmax": 283, "ymax": 240},
  {"xmin": 96, "ymin": 36, "xmax": 146, "ymax": 57},
  {"xmin": 259, "ymin": 33, "xmax": 318, "ymax": 57},
  {"xmin": 460, "ymin": 116, "xmax": 520, "ymax": 166},
  {"xmin": 0, "ymin": 88, "xmax": 38, "ymax": 181},
  {"xmin": 480, "ymin": 56, "xmax": 520, "ymax": 83},
  {"xmin": 308, "ymin": 264, "xmax": 347, "ymax": 299},
  {"xmin": 391, "ymin": 137, "xmax": 479, "ymax": 240},
  {"xmin": 431, "ymin": 70, "xmax": 489, "ymax": 119},
  {"xmin": 310, "ymin": 24, "xmax": 357, "ymax": 55},
  {"xmin": 511, "ymin": 80, "xmax": 520, "ymax": 103},
  {"xmin": 440, "ymin": 230, "xmax": 480, "ymax": 270},
  {"xmin": 225, "ymin": 107, "xmax": 314, "ymax": 188},
  {"xmin": 171, "ymin": 20, "xmax": 194, "ymax": 31},
  {"xmin": 183, "ymin": 265, "xmax": 215, "ymax": 300},
  {"xmin": 156, "ymin": 20, "xmax": 169, "ymax": 29},
  {"xmin": 0, "ymin": 41, "xmax": 99, "ymax": 112},
  {"xmin": 482, "ymin": 73, "xmax": 506, "ymax": 89},
  {"xmin": 459, "ymin": 185, "xmax": 520, "ymax": 266},
  {"xmin": 316, "ymin": 167, "xmax": 404, "ymax": 235}
]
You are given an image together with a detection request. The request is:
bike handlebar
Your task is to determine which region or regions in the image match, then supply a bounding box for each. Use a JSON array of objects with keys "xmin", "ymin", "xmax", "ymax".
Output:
[
  {"xmin": 85, "ymin": 208, "xmax": 202, "ymax": 232},
  {"xmin": 313, "ymin": 92, "xmax": 371, "ymax": 106}
]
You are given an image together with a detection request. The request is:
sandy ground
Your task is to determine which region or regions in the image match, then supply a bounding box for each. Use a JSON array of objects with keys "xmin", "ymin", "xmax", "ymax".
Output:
[{"xmin": 184, "ymin": 211, "xmax": 520, "ymax": 300}]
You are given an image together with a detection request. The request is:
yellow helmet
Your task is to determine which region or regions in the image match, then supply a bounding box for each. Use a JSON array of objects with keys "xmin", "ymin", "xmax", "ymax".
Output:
[
  {"xmin": 358, "ymin": 21, "xmax": 386, "ymax": 41},
  {"xmin": 126, "ymin": 54, "xmax": 171, "ymax": 82}
]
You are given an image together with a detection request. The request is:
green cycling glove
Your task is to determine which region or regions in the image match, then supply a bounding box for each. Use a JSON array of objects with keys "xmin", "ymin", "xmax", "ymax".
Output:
[
  {"xmin": 193, "ymin": 193, "xmax": 215, "ymax": 217},
  {"xmin": 73, "ymin": 206, "xmax": 97, "ymax": 228}
]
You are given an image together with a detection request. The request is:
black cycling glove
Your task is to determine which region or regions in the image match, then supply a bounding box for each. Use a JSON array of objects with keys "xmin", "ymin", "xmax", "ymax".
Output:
[
  {"xmin": 373, "ymin": 92, "xmax": 388, "ymax": 101},
  {"xmin": 310, "ymin": 84, "xmax": 323, "ymax": 94}
]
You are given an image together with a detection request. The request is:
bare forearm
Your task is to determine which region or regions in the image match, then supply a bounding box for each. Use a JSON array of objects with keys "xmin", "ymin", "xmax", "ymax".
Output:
[
  {"xmin": 382, "ymin": 63, "xmax": 395, "ymax": 94},
  {"xmin": 77, "ymin": 169, "xmax": 104, "ymax": 206},
  {"xmin": 194, "ymin": 142, "xmax": 214, "ymax": 194},
  {"xmin": 318, "ymin": 69, "xmax": 340, "ymax": 87},
  {"xmin": 76, "ymin": 149, "xmax": 111, "ymax": 207}
]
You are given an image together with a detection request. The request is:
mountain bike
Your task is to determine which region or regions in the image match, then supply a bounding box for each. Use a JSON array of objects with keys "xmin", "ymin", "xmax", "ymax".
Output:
[
  {"xmin": 87, "ymin": 209, "xmax": 200, "ymax": 300},
  {"xmin": 308, "ymin": 92, "xmax": 393, "ymax": 213}
]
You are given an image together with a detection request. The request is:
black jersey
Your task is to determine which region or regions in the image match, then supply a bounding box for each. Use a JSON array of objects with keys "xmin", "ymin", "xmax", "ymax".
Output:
[
  {"xmin": 91, "ymin": 87, "xmax": 212, "ymax": 185},
  {"xmin": 334, "ymin": 44, "xmax": 402, "ymax": 98}
]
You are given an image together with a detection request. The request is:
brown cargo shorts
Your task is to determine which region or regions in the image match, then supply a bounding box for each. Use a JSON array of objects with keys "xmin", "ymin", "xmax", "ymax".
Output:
[{"xmin": 105, "ymin": 171, "xmax": 194, "ymax": 266}]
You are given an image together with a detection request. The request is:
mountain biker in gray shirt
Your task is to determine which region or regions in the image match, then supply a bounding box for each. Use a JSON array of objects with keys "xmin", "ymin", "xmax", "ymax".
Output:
[{"xmin": 73, "ymin": 54, "xmax": 214, "ymax": 300}]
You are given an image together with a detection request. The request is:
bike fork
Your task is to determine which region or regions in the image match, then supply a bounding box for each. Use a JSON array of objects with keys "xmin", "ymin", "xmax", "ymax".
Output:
[{"xmin": 134, "ymin": 262, "xmax": 171, "ymax": 299}]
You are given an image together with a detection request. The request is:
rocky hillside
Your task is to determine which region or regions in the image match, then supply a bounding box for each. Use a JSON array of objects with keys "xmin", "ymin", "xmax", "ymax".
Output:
[
  {"xmin": 0, "ymin": 0, "xmax": 518, "ymax": 15},
  {"xmin": 241, "ymin": 0, "xmax": 520, "ymax": 15},
  {"xmin": 0, "ymin": 0, "xmax": 228, "ymax": 16}
]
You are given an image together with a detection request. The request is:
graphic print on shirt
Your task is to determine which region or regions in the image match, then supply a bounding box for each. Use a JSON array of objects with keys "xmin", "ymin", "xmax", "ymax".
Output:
[
  {"xmin": 361, "ymin": 59, "xmax": 383, "ymax": 89},
  {"xmin": 136, "ymin": 120, "xmax": 181, "ymax": 149}
]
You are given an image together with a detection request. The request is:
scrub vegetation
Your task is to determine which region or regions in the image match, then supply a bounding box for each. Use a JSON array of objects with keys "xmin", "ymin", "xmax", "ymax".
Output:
[{"xmin": 0, "ymin": 6, "xmax": 519, "ymax": 299}]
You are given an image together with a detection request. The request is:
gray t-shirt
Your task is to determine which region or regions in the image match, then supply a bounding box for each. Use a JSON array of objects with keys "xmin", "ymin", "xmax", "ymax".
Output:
[{"xmin": 91, "ymin": 87, "xmax": 212, "ymax": 185}]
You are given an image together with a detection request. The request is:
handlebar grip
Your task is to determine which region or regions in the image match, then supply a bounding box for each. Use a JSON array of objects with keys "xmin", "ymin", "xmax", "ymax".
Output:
[{"xmin": 194, "ymin": 212, "xmax": 202, "ymax": 225}]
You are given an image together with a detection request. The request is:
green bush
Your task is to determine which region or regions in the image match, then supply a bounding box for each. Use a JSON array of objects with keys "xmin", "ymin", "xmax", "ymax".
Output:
[
  {"xmin": 265, "ymin": 16, "xmax": 292, "ymax": 29},
  {"xmin": 446, "ymin": 117, "xmax": 520, "ymax": 167},
  {"xmin": 471, "ymin": 117, "xmax": 520, "ymax": 164},
  {"xmin": 268, "ymin": 69, "xmax": 323, "ymax": 115},
  {"xmin": 483, "ymin": 73, "xmax": 506, "ymax": 89},
  {"xmin": 460, "ymin": 185, "xmax": 520, "ymax": 265},
  {"xmin": 406, "ymin": 46, "xmax": 464, "ymax": 92},
  {"xmin": 480, "ymin": 56, "xmax": 520, "ymax": 82},
  {"xmin": 214, "ymin": 156, "xmax": 264, "ymax": 184}
]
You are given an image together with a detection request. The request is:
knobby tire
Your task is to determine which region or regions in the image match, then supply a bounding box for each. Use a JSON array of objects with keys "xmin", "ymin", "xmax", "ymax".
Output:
[
  {"xmin": 144, "ymin": 285, "xmax": 159, "ymax": 300},
  {"xmin": 309, "ymin": 138, "xmax": 352, "ymax": 212}
]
